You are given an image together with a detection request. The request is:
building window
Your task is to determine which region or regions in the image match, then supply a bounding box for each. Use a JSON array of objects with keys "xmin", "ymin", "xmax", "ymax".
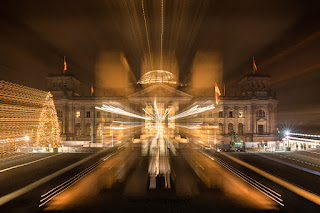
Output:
[
  {"xmin": 75, "ymin": 111, "xmax": 81, "ymax": 118},
  {"xmin": 228, "ymin": 123, "xmax": 233, "ymax": 134},
  {"xmin": 86, "ymin": 111, "xmax": 91, "ymax": 118},
  {"xmin": 57, "ymin": 109, "xmax": 63, "ymax": 118},
  {"xmin": 256, "ymin": 109, "xmax": 266, "ymax": 118},
  {"xmin": 86, "ymin": 123, "xmax": 91, "ymax": 136},
  {"xmin": 218, "ymin": 123, "xmax": 223, "ymax": 135},
  {"xmin": 238, "ymin": 123, "xmax": 244, "ymax": 135},
  {"xmin": 238, "ymin": 111, "xmax": 244, "ymax": 118},
  {"xmin": 97, "ymin": 111, "xmax": 101, "ymax": 118},
  {"xmin": 229, "ymin": 111, "xmax": 233, "ymax": 118},
  {"xmin": 218, "ymin": 111, "xmax": 223, "ymax": 118},
  {"xmin": 75, "ymin": 123, "xmax": 81, "ymax": 136},
  {"xmin": 258, "ymin": 125, "xmax": 264, "ymax": 135}
]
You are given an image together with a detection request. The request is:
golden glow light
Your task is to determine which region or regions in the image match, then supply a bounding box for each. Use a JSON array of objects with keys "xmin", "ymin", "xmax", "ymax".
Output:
[{"xmin": 0, "ymin": 80, "xmax": 61, "ymax": 155}]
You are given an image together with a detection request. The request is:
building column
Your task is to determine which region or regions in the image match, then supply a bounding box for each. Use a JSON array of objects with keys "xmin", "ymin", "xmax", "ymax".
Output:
[
  {"xmin": 64, "ymin": 104, "xmax": 69, "ymax": 140},
  {"xmin": 81, "ymin": 106, "xmax": 85, "ymax": 137},
  {"xmin": 251, "ymin": 104, "xmax": 256, "ymax": 141},
  {"xmin": 234, "ymin": 106, "xmax": 239, "ymax": 134}
]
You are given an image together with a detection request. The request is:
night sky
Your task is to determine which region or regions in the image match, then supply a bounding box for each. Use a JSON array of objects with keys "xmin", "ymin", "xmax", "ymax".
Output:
[{"xmin": 0, "ymin": 0, "xmax": 320, "ymax": 129}]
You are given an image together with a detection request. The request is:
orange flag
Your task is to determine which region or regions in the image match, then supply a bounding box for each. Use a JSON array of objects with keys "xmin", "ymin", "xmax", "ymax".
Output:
[
  {"xmin": 253, "ymin": 56, "xmax": 257, "ymax": 72},
  {"xmin": 215, "ymin": 82, "xmax": 221, "ymax": 105},
  {"xmin": 63, "ymin": 56, "xmax": 67, "ymax": 71},
  {"xmin": 91, "ymin": 84, "xmax": 94, "ymax": 96}
]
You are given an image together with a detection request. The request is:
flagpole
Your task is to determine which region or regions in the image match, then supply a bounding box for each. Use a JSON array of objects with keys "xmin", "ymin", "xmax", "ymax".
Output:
[
  {"xmin": 63, "ymin": 56, "xmax": 65, "ymax": 74},
  {"xmin": 253, "ymin": 56, "xmax": 255, "ymax": 74}
]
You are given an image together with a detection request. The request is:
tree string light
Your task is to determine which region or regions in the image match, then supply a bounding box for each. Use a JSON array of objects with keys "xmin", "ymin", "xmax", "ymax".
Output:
[{"xmin": 0, "ymin": 80, "xmax": 61, "ymax": 157}]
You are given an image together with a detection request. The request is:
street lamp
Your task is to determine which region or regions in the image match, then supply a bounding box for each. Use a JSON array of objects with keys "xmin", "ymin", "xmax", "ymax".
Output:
[{"xmin": 285, "ymin": 130, "xmax": 290, "ymax": 136}]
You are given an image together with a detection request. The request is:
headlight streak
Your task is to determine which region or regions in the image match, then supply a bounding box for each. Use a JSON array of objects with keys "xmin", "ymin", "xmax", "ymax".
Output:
[
  {"xmin": 287, "ymin": 132, "xmax": 320, "ymax": 138},
  {"xmin": 286, "ymin": 136, "xmax": 320, "ymax": 144},
  {"xmin": 168, "ymin": 104, "xmax": 215, "ymax": 120},
  {"xmin": 200, "ymin": 151, "xmax": 284, "ymax": 207},
  {"xmin": 96, "ymin": 105, "xmax": 151, "ymax": 120}
]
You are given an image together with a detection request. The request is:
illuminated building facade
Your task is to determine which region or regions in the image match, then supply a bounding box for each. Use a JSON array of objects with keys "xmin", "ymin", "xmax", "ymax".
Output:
[{"xmin": 47, "ymin": 69, "xmax": 278, "ymax": 148}]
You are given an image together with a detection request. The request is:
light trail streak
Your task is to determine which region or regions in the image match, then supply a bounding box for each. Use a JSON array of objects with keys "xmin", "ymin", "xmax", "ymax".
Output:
[
  {"xmin": 0, "ymin": 149, "xmax": 115, "ymax": 206},
  {"xmin": 96, "ymin": 105, "xmax": 150, "ymax": 120},
  {"xmin": 220, "ymin": 152, "xmax": 320, "ymax": 205},
  {"xmin": 141, "ymin": 0, "xmax": 153, "ymax": 70},
  {"xmin": 175, "ymin": 124, "xmax": 200, "ymax": 129},
  {"xmin": 287, "ymin": 136, "xmax": 320, "ymax": 144},
  {"xmin": 288, "ymin": 132, "xmax": 320, "ymax": 138},
  {"xmin": 201, "ymin": 151, "xmax": 284, "ymax": 206},
  {"xmin": 108, "ymin": 124, "xmax": 143, "ymax": 130},
  {"xmin": 39, "ymin": 149, "xmax": 122, "ymax": 207},
  {"xmin": 160, "ymin": 0, "xmax": 164, "ymax": 69},
  {"xmin": 169, "ymin": 104, "xmax": 215, "ymax": 120}
]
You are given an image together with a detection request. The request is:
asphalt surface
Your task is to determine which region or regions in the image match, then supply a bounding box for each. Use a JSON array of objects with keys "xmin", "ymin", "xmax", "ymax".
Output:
[
  {"xmin": 0, "ymin": 145, "xmax": 319, "ymax": 212},
  {"xmin": 209, "ymin": 151, "xmax": 320, "ymax": 213},
  {"xmin": 0, "ymin": 147, "xmax": 118, "ymax": 212}
]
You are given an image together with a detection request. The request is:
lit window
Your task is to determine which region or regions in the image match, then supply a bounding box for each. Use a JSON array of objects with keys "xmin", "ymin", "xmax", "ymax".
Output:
[
  {"xmin": 238, "ymin": 111, "xmax": 243, "ymax": 118},
  {"xmin": 76, "ymin": 111, "xmax": 81, "ymax": 118}
]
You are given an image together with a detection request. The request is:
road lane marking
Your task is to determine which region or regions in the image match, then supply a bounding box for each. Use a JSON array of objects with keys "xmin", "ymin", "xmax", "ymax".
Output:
[
  {"xmin": 0, "ymin": 153, "xmax": 62, "ymax": 174},
  {"xmin": 0, "ymin": 149, "xmax": 116, "ymax": 206},
  {"xmin": 256, "ymin": 154, "xmax": 320, "ymax": 176},
  {"xmin": 221, "ymin": 152, "xmax": 320, "ymax": 206}
]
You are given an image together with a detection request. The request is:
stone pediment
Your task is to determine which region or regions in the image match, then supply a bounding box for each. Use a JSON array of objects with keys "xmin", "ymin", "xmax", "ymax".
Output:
[
  {"xmin": 256, "ymin": 117, "xmax": 267, "ymax": 122},
  {"xmin": 128, "ymin": 84, "xmax": 192, "ymax": 99}
]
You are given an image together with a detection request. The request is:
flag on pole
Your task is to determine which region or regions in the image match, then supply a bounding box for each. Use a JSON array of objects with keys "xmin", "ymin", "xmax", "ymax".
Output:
[
  {"xmin": 215, "ymin": 82, "xmax": 221, "ymax": 105},
  {"xmin": 91, "ymin": 84, "xmax": 94, "ymax": 96},
  {"xmin": 253, "ymin": 56, "xmax": 257, "ymax": 73},
  {"xmin": 63, "ymin": 56, "xmax": 67, "ymax": 72}
]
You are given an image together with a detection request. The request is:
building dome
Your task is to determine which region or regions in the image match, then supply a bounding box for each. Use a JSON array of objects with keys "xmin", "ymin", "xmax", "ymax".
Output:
[{"xmin": 137, "ymin": 70, "xmax": 177, "ymax": 85}]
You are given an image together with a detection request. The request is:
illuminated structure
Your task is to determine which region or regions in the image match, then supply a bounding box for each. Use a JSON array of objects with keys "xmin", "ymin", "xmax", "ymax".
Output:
[
  {"xmin": 0, "ymin": 80, "xmax": 61, "ymax": 154},
  {"xmin": 137, "ymin": 70, "xmax": 177, "ymax": 85},
  {"xmin": 48, "ymin": 62, "xmax": 278, "ymax": 148}
]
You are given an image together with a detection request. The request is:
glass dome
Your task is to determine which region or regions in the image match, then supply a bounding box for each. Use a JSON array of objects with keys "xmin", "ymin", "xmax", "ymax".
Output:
[{"xmin": 137, "ymin": 70, "xmax": 177, "ymax": 85}]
